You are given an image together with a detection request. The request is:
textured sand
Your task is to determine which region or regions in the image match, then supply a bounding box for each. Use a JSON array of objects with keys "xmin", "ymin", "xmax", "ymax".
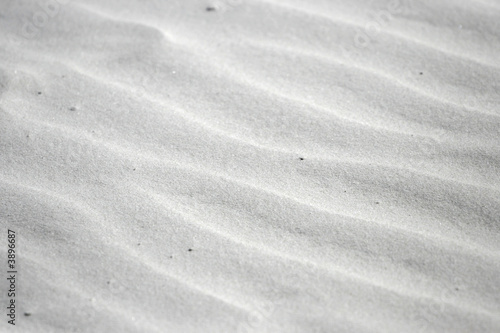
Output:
[{"xmin": 1, "ymin": 0, "xmax": 499, "ymax": 332}]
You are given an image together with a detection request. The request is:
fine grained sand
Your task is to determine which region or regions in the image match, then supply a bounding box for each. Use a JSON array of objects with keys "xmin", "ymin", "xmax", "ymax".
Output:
[{"xmin": 1, "ymin": 0, "xmax": 499, "ymax": 332}]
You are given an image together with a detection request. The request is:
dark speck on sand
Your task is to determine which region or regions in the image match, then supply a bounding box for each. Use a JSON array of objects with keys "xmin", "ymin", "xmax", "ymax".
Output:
[
  {"xmin": 69, "ymin": 107, "xmax": 76, "ymax": 111},
  {"xmin": 188, "ymin": 249, "xmax": 193, "ymax": 252},
  {"xmin": 206, "ymin": 6, "xmax": 216, "ymax": 11},
  {"xmin": 24, "ymin": 313, "xmax": 31, "ymax": 317}
]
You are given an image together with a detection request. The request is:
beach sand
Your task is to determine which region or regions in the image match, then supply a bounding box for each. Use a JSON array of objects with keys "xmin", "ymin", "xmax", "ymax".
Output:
[{"xmin": 1, "ymin": 0, "xmax": 499, "ymax": 332}]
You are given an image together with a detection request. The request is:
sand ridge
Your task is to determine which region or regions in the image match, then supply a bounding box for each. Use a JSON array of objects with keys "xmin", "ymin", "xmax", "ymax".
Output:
[{"xmin": 1, "ymin": 0, "xmax": 499, "ymax": 332}]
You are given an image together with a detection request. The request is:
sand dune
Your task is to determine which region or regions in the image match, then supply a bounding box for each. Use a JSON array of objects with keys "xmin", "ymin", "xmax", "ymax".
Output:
[{"xmin": 1, "ymin": 0, "xmax": 499, "ymax": 332}]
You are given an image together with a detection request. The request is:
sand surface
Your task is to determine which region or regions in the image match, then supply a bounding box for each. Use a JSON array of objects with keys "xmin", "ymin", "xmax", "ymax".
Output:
[{"xmin": 1, "ymin": 0, "xmax": 500, "ymax": 332}]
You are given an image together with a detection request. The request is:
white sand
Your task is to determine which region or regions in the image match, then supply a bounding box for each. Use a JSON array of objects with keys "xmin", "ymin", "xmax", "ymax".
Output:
[{"xmin": 1, "ymin": 0, "xmax": 499, "ymax": 332}]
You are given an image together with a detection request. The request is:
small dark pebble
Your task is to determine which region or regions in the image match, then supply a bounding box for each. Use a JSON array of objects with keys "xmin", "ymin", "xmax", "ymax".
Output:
[
  {"xmin": 188, "ymin": 249, "xmax": 193, "ymax": 252},
  {"xmin": 419, "ymin": 72, "xmax": 423, "ymax": 75},
  {"xmin": 24, "ymin": 313, "xmax": 31, "ymax": 317},
  {"xmin": 69, "ymin": 107, "xmax": 76, "ymax": 111},
  {"xmin": 137, "ymin": 243, "xmax": 141, "ymax": 246},
  {"xmin": 455, "ymin": 287, "xmax": 459, "ymax": 291},
  {"xmin": 375, "ymin": 202, "xmax": 380, "ymax": 204},
  {"xmin": 169, "ymin": 255, "xmax": 173, "ymax": 258},
  {"xmin": 37, "ymin": 92, "xmax": 42, "ymax": 95},
  {"xmin": 206, "ymin": 6, "xmax": 216, "ymax": 11},
  {"xmin": 299, "ymin": 157, "xmax": 304, "ymax": 160}
]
